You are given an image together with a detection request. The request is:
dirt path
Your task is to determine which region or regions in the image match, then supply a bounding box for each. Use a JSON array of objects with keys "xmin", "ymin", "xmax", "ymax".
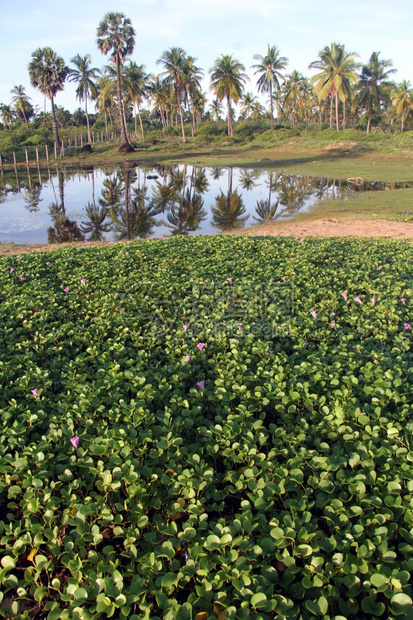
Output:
[{"xmin": 1, "ymin": 219, "xmax": 412, "ymax": 256}]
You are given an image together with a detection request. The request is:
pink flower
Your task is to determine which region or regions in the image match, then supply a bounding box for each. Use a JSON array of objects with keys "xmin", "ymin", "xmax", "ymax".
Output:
[
  {"xmin": 355, "ymin": 296, "xmax": 362, "ymax": 304},
  {"xmin": 63, "ymin": 287, "xmax": 69, "ymax": 293},
  {"xmin": 269, "ymin": 349, "xmax": 273, "ymax": 354},
  {"xmin": 332, "ymin": 311, "xmax": 336, "ymax": 316},
  {"xmin": 303, "ymin": 342, "xmax": 309, "ymax": 349},
  {"xmin": 404, "ymin": 323, "xmax": 411, "ymax": 331},
  {"xmin": 331, "ymin": 322, "xmax": 336, "ymax": 330},
  {"xmin": 282, "ymin": 276, "xmax": 286, "ymax": 281},
  {"xmin": 185, "ymin": 355, "xmax": 191, "ymax": 364},
  {"xmin": 371, "ymin": 297, "xmax": 376, "ymax": 305},
  {"xmin": 18, "ymin": 274, "xmax": 23, "ymax": 280},
  {"xmin": 237, "ymin": 323, "xmax": 243, "ymax": 330},
  {"xmin": 378, "ymin": 266, "xmax": 383, "ymax": 270},
  {"xmin": 227, "ymin": 277, "xmax": 233, "ymax": 283},
  {"xmin": 341, "ymin": 292, "xmax": 348, "ymax": 300},
  {"xmin": 125, "ymin": 252, "xmax": 129, "ymax": 255},
  {"xmin": 31, "ymin": 389, "xmax": 38, "ymax": 396},
  {"xmin": 183, "ymin": 324, "xmax": 188, "ymax": 332},
  {"xmin": 401, "ymin": 298, "xmax": 406, "ymax": 305},
  {"xmin": 311, "ymin": 311, "xmax": 317, "ymax": 319},
  {"xmin": 10, "ymin": 268, "xmax": 14, "ymax": 273},
  {"xmin": 70, "ymin": 436, "xmax": 79, "ymax": 450},
  {"xmin": 233, "ymin": 339, "xmax": 238, "ymax": 343},
  {"xmin": 80, "ymin": 279, "xmax": 86, "ymax": 285},
  {"xmin": 264, "ymin": 242, "xmax": 268, "ymax": 246},
  {"xmin": 45, "ymin": 262, "xmax": 50, "ymax": 266},
  {"xmin": 69, "ymin": 257, "xmax": 72, "ymax": 261},
  {"xmin": 197, "ymin": 343, "xmax": 205, "ymax": 351},
  {"xmin": 196, "ymin": 381, "xmax": 205, "ymax": 390},
  {"xmin": 300, "ymin": 238, "xmax": 304, "ymax": 243}
]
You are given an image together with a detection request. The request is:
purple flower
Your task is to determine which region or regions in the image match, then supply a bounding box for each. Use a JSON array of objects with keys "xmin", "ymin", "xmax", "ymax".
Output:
[
  {"xmin": 197, "ymin": 342, "xmax": 205, "ymax": 351},
  {"xmin": 31, "ymin": 389, "xmax": 38, "ymax": 396},
  {"xmin": 269, "ymin": 349, "xmax": 273, "ymax": 354},
  {"xmin": 332, "ymin": 311, "xmax": 336, "ymax": 316},
  {"xmin": 70, "ymin": 436, "xmax": 79, "ymax": 450},
  {"xmin": 46, "ymin": 262, "xmax": 50, "ymax": 266},
  {"xmin": 125, "ymin": 252, "xmax": 129, "ymax": 255},
  {"xmin": 18, "ymin": 274, "xmax": 23, "ymax": 280},
  {"xmin": 401, "ymin": 298, "xmax": 406, "ymax": 305},
  {"xmin": 237, "ymin": 323, "xmax": 243, "ymax": 330},
  {"xmin": 378, "ymin": 266, "xmax": 383, "ymax": 270},
  {"xmin": 185, "ymin": 355, "xmax": 191, "ymax": 364},
  {"xmin": 183, "ymin": 324, "xmax": 189, "ymax": 332},
  {"xmin": 69, "ymin": 257, "xmax": 73, "ymax": 261},
  {"xmin": 17, "ymin": 255, "xmax": 20, "ymax": 259},
  {"xmin": 80, "ymin": 279, "xmax": 86, "ymax": 285},
  {"xmin": 341, "ymin": 291, "xmax": 348, "ymax": 300},
  {"xmin": 233, "ymin": 339, "xmax": 238, "ymax": 343},
  {"xmin": 371, "ymin": 297, "xmax": 376, "ymax": 305},
  {"xmin": 404, "ymin": 323, "xmax": 411, "ymax": 331},
  {"xmin": 227, "ymin": 277, "xmax": 233, "ymax": 283},
  {"xmin": 355, "ymin": 296, "xmax": 362, "ymax": 304},
  {"xmin": 300, "ymin": 238, "xmax": 304, "ymax": 243},
  {"xmin": 331, "ymin": 321, "xmax": 337, "ymax": 330},
  {"xmin": 264, "ymin": 242, "xmax": 268, "ymax": 246},
  {"xmin": 63, "ymin": 287, "xmax": 69, "ymax": 293},
  {"xmin": 303, "ymin": 342, "xmax": 309, "ymax": 349},
  {"xmin": 10, "ymin": 268, "xmax": 14, "ymax": 273},
  {"xmin": 311, "ymin": 311, "xmax": 317, "ymax": 319},
  {"xmin": 196, "ymin": 381, "xmax": 205, "ymax": 390}
]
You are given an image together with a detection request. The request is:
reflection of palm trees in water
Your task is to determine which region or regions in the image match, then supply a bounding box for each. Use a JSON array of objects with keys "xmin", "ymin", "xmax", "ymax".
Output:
[
  {"xmin": 253, "ymin": 171, "xmax": 280, "ymax": 223},
  {"xmin": 48, "ymin": 170, "xmax": 84, "ymax": 242},
  {"xmin": 80, "ymin": 202, "xmax": 112, "ymax": 240},
  {"xmin": 23, "ymin": 183, "xmax": 43, "ymax": 212},
  {"xmin": 275, "ymin": 174, "xmax": 313, "ymax": 218},
  {"xmin": 211, "ymin": 168, "xmax": 249, "ymax": 231},
  {"xmin": 239, "ymin": 168, "xmax": 261, "ymax": 190}
]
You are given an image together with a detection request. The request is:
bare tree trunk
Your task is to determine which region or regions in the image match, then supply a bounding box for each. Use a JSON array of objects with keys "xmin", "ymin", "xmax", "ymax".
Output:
[
  {"xmin": 85, "ymin": 95, "xmax": 91, "ymax": 143},
  {"xmin": 335, "ymin": 93, "xmax": 339, "ymax": 131},
  {"xmin": 50, "ymin": 95, "xmax": 61, "ymax": 148},
  {"xmin": 227, "ymin": 94, "xmax": 233, "ymax": 137}
]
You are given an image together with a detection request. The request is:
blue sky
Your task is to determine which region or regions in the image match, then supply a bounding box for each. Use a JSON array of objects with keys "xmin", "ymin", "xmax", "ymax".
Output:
[{"xmin": 1, "ymin": 0, "xmax": 412, "ymax": 113}]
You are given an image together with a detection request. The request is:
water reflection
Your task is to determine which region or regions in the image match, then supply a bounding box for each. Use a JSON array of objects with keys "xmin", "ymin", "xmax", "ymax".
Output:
[{"xmin": 0, "ymin": 165, "xmax": 412, "ymax": 244}]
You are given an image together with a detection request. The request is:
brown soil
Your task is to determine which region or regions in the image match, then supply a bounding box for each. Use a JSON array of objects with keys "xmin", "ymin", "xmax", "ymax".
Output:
[{"xmin": 1, "ymin": 219, "xmax": 412, "ymax": 256}]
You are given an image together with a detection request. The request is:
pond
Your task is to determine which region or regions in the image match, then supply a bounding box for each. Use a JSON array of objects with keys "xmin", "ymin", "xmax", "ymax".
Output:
[{"xmin": 0, "ymin": 164, "xmax": 412, "ymax": 244}]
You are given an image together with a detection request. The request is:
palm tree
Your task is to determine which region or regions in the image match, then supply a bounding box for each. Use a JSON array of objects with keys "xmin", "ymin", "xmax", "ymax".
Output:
[
  {"xmin": 10, "ymin": 85, "xmax": 32, "ymax": 129},
  {"xmin": 148, "ymin": 75, "xmax": 170, "ymax": 131},
  {"xmin": 124, "ymin": 62, "xmax": 150, "ymax": 139},
  {"xmin": 157, "ymin": 47, "xmax": 189, "ymax": 143},
  {"xmin": 209, "ymin": 97, "xmax": 224, "ymax": 121},
  {"xmin": 0, "ymin": 104, "xmax": 16, "ymax": 130},
  {"xmin": 68, "ymin": 54, "xmax": 100, "ymax": 143},
  {"xmin": 240, "ymin": 92, "xmax": 257, "ymax": 120},
  {"xmin": 95, "ymin": 73, "xmax": 117, "ymax": 137},
  {"xmin": 182, "ymin": 55, "xmax": 204, "ymax": 137},
  {"xmin": 210, "ymin": 55, "xmax": 247, "ymax": 137},
  {"xmin": 96, "ymin": 12, "xmax": 135, "ymax": 150},
  {"xmin": 252, "ymin": 45, "xmax": 288, "ymax": 129},
  {"xmin": 357, "ymin": 52, "xmax": 396, "ymax": 133},
  {"xmin": 282, "ymin": 70, "xmax": 306, "ymax": 127},
  {"xmin": 309, "ymin": 43, "xmax": 359, "ymax": 130},
  {"xmin": 28, "ymin": 47, "xmax": 69, "ymax": 146},
  {"xmin": 392, "ymin": 80, "xmax": 413, "ymax": 133},
  {"xmin": 211, "ymin": 168, "xmax": 248, "ymax": 230}
]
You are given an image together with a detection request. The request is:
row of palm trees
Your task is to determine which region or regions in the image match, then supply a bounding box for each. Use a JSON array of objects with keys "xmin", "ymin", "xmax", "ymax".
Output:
[{"xmin": 2, "ymin": 12, "xmax": 413, "ymax": 150}]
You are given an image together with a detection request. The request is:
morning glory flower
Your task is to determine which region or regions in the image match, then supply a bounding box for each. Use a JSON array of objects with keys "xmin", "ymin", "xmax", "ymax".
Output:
[
  {"xmin": 401, "ymin": 298, "xmax": 406, "ymax": 305},
  {"xmin": 264, "ymin": 242, "xmax": 268, "ymax": 246},
  {"xmin": 331, "ymin": 322, "xmax": 337, "ymax": 329},
  {"xmin": 183, "ymin": 325, "xmax": 189, "ymax": 332},
  {"xmin": 341, "ymin": 292, "xmax": 348, "ymax": 300},
  {"xmin": 185, "ymin": 355, "xmax": 191, "ymax": 363},
  {"xmin": 69, "ymin": 257, "xmax": 73, "ymax": 261},
  {"xmin": 355, "ymin": 296, "xmax": 362, "ymax": 304},
  {"xmin": 196, "ymin": 381, "xmax": 205, "ymax": 390},
  {"xmin": 18, "ymin": 274, "xmax": 23, "ymax": 280},
  {"xmin": 303, "ymin": 342, "xmax": 309, "ymax": 349},
  {"xmin": 378, "ymin": 266, "xmax": 383, "ymax": 270},
  {"xmin": 227, "ymin": 277, "xmax": 233, "ymax": 283},
  {"xmin": 371, "ymin": 297, "xmax": 376, "ymax": 305},
  {"xmin": 197, "ymin": 343, "xmax": 205, "ymax": 351},
  {"xmin": 233, "ymin": 339, "xmax": 238, "ymax": 343},
  {"xmin": 10, "ymin": 268, "xmax": 14, "ymax": 273},
  {"xmin": 63, "ymin": 287, "xmax": 69, "ymax": 293},
  {"xmin": 300, "ymin": 238, "xmax": 304, "ymax": 243},
  {"xmin": 31, "ymin": 389, "xmax": 38, "ymax": 396},
  {"xmin": 404, "ymin": 323, "xmax": 411, "ymax": 331},
  {"xmin": 237, "ymin": 323, "xmax": 243, "ymax": 330},
  {"xmin": 70, "ymin": 436, "xmax": 79, "ymax": 450},
  {"xmin": 311, "ymin": 311, "xmax": 317, "ymax": 319},
  {"xmin": 46, "ymin": 262, "xmax": 50, "ymax": 266},
  {"xmin": 80, "ymin": 279, "xmax": 86, "ymax": 285}
]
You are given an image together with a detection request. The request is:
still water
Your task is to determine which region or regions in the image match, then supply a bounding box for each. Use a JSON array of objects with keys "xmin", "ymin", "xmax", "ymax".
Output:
[{"xmin": 0, "ymin": 164, "xmax": 411, "ymax": 244}]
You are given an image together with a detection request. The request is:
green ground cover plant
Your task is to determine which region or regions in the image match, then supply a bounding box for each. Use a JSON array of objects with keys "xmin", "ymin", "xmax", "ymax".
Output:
[{"xmin": 1, "ymin": 235, "xmax": 413, "ymax": 619}]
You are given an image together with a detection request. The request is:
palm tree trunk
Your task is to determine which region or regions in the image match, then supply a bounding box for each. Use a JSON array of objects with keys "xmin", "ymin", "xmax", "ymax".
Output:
[
  {"xmin": 329, "ymin": 95, "xmax": 333, "ymax": 129},
  {"xmin": 137, "ymin": 103, "xmax": 144, "ymax": 139},
  {"xmin": 335, "ymin": 92, "xmax": 339, "ymax": 131},
  {"xmin": 270, "ymin": 83, "xmax": 274, "ymax": 131},
  {"xmin": 343, "ymin": 100, "xmax": 346, "ymax": 130},
  {"xmin": 85, "ymin": 95, "xmax": 91, "ymax": 143},
  {"xmin": 50, "ymin": 95, "xmax": 61, "ymax": 148},
  {"xmin": 366, "ymin": 115, "xmax": 371, "ymax": 134},
  {"xmin": 401, "ymin": 112, "xmax": 404, "ymax": 134},
  {"xmin": 227, "ymin": 94, "xmax": 233, "ymax": 137},
  {"xmin": 177, "ymin": 88, "xmax": 187, "ymax": 143},
  {"xmin": 116, "ymin": 55, "xmax": 133, "ymax": 148}
]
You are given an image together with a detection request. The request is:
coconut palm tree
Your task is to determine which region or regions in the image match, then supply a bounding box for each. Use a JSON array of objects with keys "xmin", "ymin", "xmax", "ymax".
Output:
[
  {"xmin": 28, "ymin": 47, "xmax": 69, "ymax": 146},
  {"xmin": 309, "ymin": 43, "xmax": 359, "ymax": 130},
  {"xmin": 10, "ymin": 85, "xmax": 32, "ymax": 129},
  {"xmin": 209, "ymin": 97, "xmax": 224, "ymax": 121},
  {"xmin": 392, "ymin": 80, "xmax": 413, "ymax": 133},
  {"xmin": 252, "ymin": 45, "xmax": 288, "ymax": 129},
  {"xmin": 210, "ymin": 55, "xmax": 247, "ymax": 137},
  {"xmin": 182, "ymin": 55, "xmax": 204, "ymax": 137},
  {"xmin": 0, "ymin": 104, "xmax": 16, "ymax": 130},
  {"xmin": 68, "ymin": 54, "xmax": 100, "ymax": 143},
  {"xmin": 357, "ymin": 52, "xmax": 396, "ymax": 133},
  {"xmin": 94, "ymin": 74, "xmax": 117, "ymax": 137},
  {"xmin": 148, "ymin": 75, "xmax": 171, "ymax": 131},
  {"xmin": 124, "ymin": 62, "xmax": 151, "ymax": 139},
  {"xmin": 240, "ymin": 92, "xmax": 257, "ymax": 120},
  {"xmin": 96, "ymin": 12, "xmax": 135, "ymax": 150},
  {"xmin": 80, "ymin": 202, "xmax": 112, "ymax": 240},
  {"xmin": 157, "ymin": 47, "xmax": 189, "ymax": 143},
  {"xmin": 282, "ymin": 70, "xmax": 306, "ymax": 127}
]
